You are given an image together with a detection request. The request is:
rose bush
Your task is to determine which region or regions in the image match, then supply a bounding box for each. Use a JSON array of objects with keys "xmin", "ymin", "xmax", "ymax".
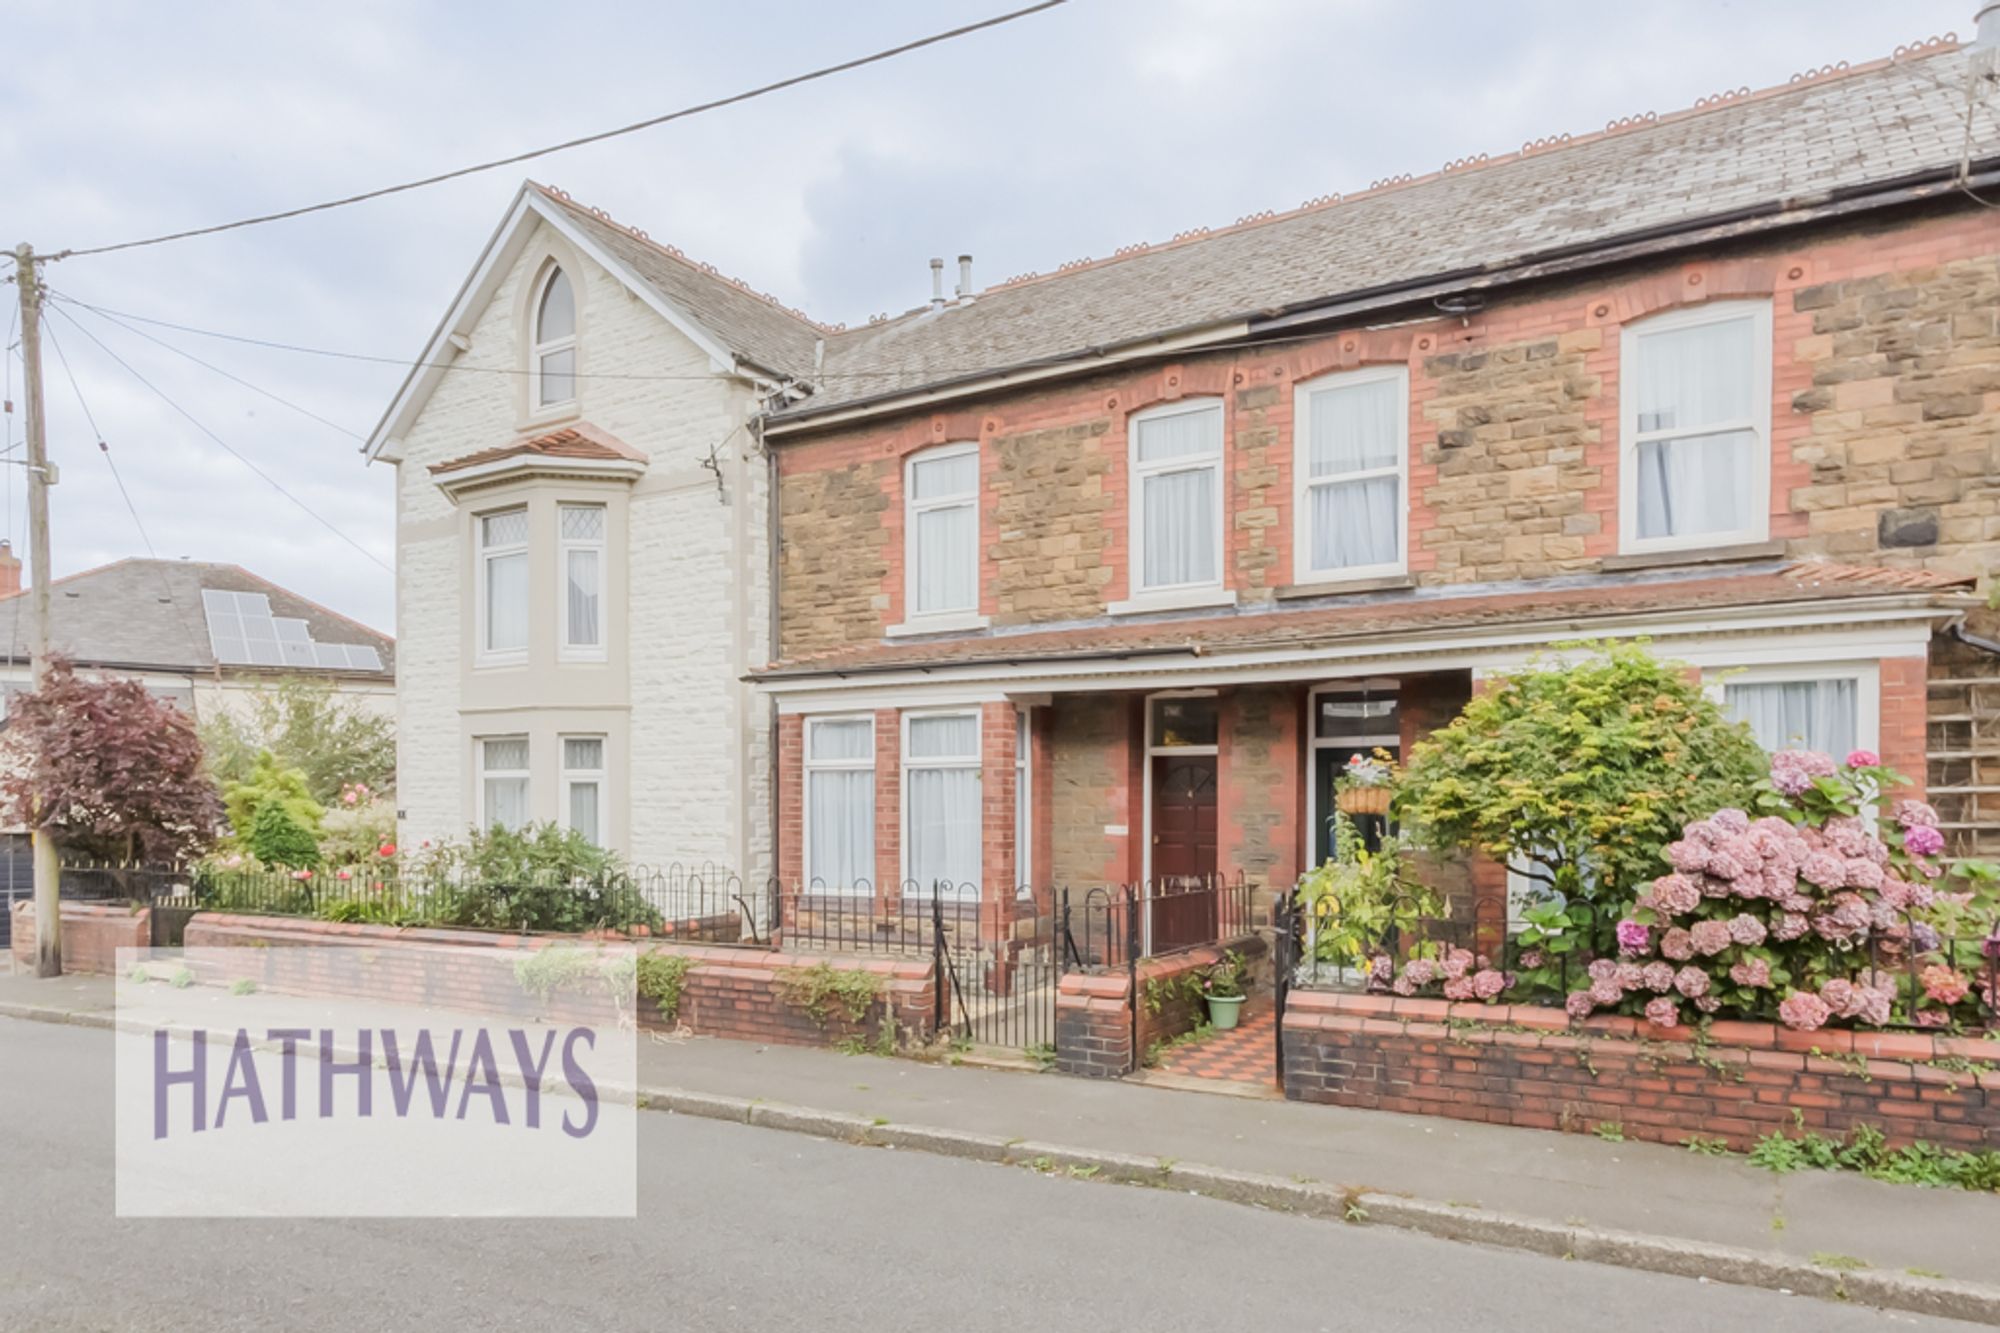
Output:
[{"xmin": 1566, "ymin": 750, "xmax": 1997, "ymax": 1031}]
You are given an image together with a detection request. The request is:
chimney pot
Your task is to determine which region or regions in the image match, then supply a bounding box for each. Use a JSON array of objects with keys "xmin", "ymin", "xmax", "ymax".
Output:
[
  {"xmin": 929, "ymin": 258, "xmax": 946, "ymax": 310},
  {"xmin": 956, "ymin": 254, "xmax": 975, "ymax": 304},
  {"xmin": 0, "ymin": 540, "xmax": 20, "ymax": 599}
]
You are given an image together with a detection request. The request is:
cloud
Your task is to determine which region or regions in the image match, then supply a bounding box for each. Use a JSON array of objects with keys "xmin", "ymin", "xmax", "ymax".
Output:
[{"xmin": 0, "ymin": 0, "xmax": 1970, "ymax": 632}]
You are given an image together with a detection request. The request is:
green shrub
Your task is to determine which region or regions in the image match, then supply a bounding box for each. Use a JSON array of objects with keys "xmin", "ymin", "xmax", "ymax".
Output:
[
  {"xmin": 1398, "ymin": 641, "xmax": 1766, "ymax": 907},
  {"xmin": 777, "ymin": 962, "xmax": 882, "ymax": 1028},
  {"xmin": 636, "ymin": 953, "xmax": 696, "ymax": 1025},
  {"xmin": 247, "ymin": 799, "xmax": 321, "ymax": 869}
]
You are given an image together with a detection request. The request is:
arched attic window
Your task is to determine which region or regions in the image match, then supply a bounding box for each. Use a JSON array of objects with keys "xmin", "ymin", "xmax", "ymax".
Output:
[{"xmin": 532, "ymin": 265, "xmax": 577, "ymax": 409}]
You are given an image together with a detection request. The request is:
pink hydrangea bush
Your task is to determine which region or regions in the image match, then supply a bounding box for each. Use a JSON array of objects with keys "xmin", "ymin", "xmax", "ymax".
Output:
[
  {"xmin": 1379, "ymin": 946, "xmax": 1513, "ymax": 1004},
  {"xmin": 1567, "ymin": 750, "xmax": 1996, "ymax": 1031}
]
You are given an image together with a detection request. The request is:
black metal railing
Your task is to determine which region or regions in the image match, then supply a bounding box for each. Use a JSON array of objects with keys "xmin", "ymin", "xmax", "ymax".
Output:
[
  {"xmin": 1060, "ymin": 875, "xmax": 1258, "ymax": 971},
  {"xmin": 1279, "ymin": 882, "xmax": 2000, "ymax": 1031}
]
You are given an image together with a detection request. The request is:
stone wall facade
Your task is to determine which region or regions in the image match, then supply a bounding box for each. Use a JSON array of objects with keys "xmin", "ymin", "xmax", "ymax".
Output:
[
  {"xmin": 772, "ymin": 209, "xmax": 2000, "ymax": 654},
  {"xmin": 393, "ymin": 213, "xmax": 771, "ymax": 878}
]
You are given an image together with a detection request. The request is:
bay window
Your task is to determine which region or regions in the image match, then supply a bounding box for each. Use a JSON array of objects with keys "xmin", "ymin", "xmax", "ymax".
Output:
[
  {"xmin": 804, "ymin": 717, "xmax": 875, "ymax": 894},
  {"xmin": 1621, "ymin": 300, "xmax": 1772, "ymax": 552},
  {"xmin": 561, "ymin": 736, "xmax": 606, "ymax": 845},
  {"xmin": 479, "ymin": 508, "xmax": 529, "ymax": 660},
  {"xmin": 1130, "ymin": 399, "xmax": 1224, "ymax": 595},
  {"xmin": 479, "ymin": 736, "xmax": 530, "ymax": 831},
  {"xmin": 559, "ymin": 503, "xmax": 606, "ymax": 657},
  {"xmin": 1294, "ymin": 366, "xmax": 1408, "ymax": 580},
  {"xmin": 903, "ymin": 712, "xmax": 981, "ymax": 900},
  {"xmin": 905, "ymin": 444, "xmax": 979, "ymax": 619}
]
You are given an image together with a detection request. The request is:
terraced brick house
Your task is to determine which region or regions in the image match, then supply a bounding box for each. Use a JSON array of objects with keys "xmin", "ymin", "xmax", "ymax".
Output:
[{"xmin": 746, "ymin": 28, "xmax": 2000, "ymax": 933}]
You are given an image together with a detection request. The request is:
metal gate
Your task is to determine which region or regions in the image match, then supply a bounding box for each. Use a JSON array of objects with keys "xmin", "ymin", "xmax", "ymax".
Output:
[
  {"xmin": 0, "ymin": 837, "xmax": 30, "ymax": 950},
  {"xmin": 930, "ymin": 890, "xmax": 1061, "ymax": 1057}
]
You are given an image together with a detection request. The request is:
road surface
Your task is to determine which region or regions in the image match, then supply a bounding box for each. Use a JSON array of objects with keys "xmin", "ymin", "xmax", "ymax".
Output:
[{"xmin": 0, "ymin": 1016, "xmax": 1971, "ymax": 1331}]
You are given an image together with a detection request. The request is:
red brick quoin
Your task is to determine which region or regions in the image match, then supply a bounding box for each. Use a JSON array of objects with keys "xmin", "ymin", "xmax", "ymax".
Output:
[{"xmin": 1281, "ymin": 991, "xmax": 2000, "ymax": 1151}]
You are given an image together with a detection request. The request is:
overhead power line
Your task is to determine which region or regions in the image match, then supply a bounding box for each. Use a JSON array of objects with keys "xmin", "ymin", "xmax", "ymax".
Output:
[
  {"xmin": 57, "ymin": 293, "xmax": 364, "ymax": 441},
  {"xmin": 39, "ymin": 315, "xmax": 160, "ymax": 558},
  {"xmin": 52, "ymin": 1, "xmax": 1069, "ymax": 261},
  {"xmin": 45, "ymin": 302, "xmax": 392, "ymax": 575}
]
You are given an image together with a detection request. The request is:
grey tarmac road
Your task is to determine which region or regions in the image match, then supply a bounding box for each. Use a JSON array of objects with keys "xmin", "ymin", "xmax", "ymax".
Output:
[{"xmin": 0, "ymin": 1016, "xmax": 1975, "ymax": 1333}]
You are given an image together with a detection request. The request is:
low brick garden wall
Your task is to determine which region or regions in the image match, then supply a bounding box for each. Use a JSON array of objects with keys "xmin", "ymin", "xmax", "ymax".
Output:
[
  {"xmin": 182, "ymin": 914, "xmax": 936, "ymax": 1050},
  {"xmin": 1056, "ymin": 936, "xmax": 1265, "ymax": 1078},
  {"xmin": 9, "ymin": 901, "xmax": 151, "ymax": 974},
  {"xmin": 1281, "ymin": 990, "xmax": 2000, "ymax": 1151}
]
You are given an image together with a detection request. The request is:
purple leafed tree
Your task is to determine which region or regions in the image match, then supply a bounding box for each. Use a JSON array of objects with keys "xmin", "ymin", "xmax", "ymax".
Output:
[{"xmin": 0, "ymin": 657, "xmax": 224, "ymax": 864}]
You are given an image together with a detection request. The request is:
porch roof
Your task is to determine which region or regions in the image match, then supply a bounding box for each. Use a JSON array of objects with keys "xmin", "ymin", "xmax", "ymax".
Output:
[{"xmin": 757, "ymin": 562, "xmax": 1974, "ymax": 681}]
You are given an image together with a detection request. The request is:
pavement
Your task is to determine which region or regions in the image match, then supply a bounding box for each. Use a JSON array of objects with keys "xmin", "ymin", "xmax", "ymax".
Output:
[
  {"xmin": 5, "ymin": 966, "xmax": 1999, "ymax": 1324},
  {"xmin": 0, "ymin": 1013, "xmax": 1978, "ymax": 1333}
]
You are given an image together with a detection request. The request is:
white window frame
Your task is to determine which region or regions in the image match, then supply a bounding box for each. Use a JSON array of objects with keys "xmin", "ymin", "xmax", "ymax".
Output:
[
  {"xmin": 557, "ymin": 502, "xmax": 608, "ymax": 662},
  {"xmin": 803, "ymin": 714, "xmax": 875, "ymax": 897},
  {"xmin": 1705, "ymin": 660, "xmax": 1879, "ymax": 758},
  {"xmin": 892, "ymin": 442, "xmax": 988, "ymax": 635},
  {"xmin": 1119, "ymin": 398, "xmax": 1229, "ymax": 611},
  {"xmin": 900, "ymin": 709, "xmax": 983, "ymax": 902},
  {"xmin": 476, "ymin": 506, "xmax": 530, "ymax": 667},
  {"xmin": 1617, "ymin": 299, "xmax": 1773, "ymax": 555},
  {"xmin": 1014, "ymin": 708, "xmax": 1034, "ymax": 901},
  {"xmin": 1291, "ymin": 366, "xmax": 1410, "ymax": 583},
  {"xmin": 559, "ymin": 734, "xmax": 607, "ymax": 846},
  {"xmin": 1301, "ymin": 679, "xmax": 1402, "ymax": 871},
  {"xmin": 530, "ymin": 263, "xmax": 578, "ymax": 412},
  {"xmin": 476, "ymin": 735, "xmax": 531, "ymax": 832}
]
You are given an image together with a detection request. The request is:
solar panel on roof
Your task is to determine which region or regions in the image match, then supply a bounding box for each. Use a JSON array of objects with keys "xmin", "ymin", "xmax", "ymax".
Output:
[{"xmin": 199, "ymin": 586, "xmax": 386, "ymax": 674}]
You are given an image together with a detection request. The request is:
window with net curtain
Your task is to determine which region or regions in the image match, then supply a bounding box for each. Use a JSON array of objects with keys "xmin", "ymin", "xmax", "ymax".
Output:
[
  {"xmin": 560, "ymin": 504, "xmax": 605, "ymax": 654},
  {"xmin": 1297, "ymin": 367, "xmax": 1406, "ymax": 577},
  {"xmin": 906, "ymin": 446, "xmax": 978, "ymax": 616},
  {"xmin": 905, "ymin": 713, "xmax": 981, "ymax": 899},
  {"xmin": 480, "ymin": 737, "xmax": 530, "ymax": 831},
  {"xmin": 1626, "ymin": 302, "xmax": 1770, "ymax": 547},
  {"xmin": 1725, "ymin": 678, "xmax": 1858, "ymax": 757},
  {"xmin": 562, "ymin": 736, "xmax": 605, "ymax": 845},
  {"xmin": 533, "ymin": 266, "xmax": 577, "ymax": 408},
  {"xmin": 805, "ymin": 718, "xmax": 874, "ymax": 893},
  {"xmin": 1133, "ymin": 401, "xmax": 1223, "ymax": 591},
  {"xmin": 480, "ymin": 509, "xmax": 529, "ymax": 656}
]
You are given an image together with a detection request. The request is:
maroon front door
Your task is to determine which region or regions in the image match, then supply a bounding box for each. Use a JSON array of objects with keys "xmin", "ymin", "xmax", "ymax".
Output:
[{"xmin": 1151, "ymin": 754, "xmax": 1218, "ymax": 952}]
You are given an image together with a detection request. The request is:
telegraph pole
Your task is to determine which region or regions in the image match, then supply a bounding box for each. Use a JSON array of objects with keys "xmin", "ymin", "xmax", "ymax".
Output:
[{"xmin": 14, "ymin": 244, "xmax": 60, "ymax": 978}]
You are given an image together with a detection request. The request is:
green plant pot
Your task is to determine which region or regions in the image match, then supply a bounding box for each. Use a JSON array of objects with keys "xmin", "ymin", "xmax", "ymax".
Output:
[{"xmin": 1207, "ymin": 994, "xmax": 1246, "ymax": 1031}]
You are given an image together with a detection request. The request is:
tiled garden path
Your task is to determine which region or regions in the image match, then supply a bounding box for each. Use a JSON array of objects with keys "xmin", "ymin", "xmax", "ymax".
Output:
[{"xmin": 1150, "ymin": 1004, "xmax": 1278, "ymax": 1088}]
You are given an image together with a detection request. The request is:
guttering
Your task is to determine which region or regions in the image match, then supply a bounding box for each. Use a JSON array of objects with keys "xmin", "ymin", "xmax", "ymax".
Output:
[
  {"xmin": 751, "ymin": 590, "xmax": 1969, "ymax": 692},
  {"xmin": 748, "ymin": 642, "xmax": 1200, "ymax": 683},
  {"xmin": 761, "ymin": 158, "xmax": 2000, "ymax": 436}
]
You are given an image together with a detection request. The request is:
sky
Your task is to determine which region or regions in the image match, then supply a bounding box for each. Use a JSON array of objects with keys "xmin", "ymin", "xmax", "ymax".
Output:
[{"xmin": 0, "ymin": 0, "xmax": 1976, "ymax": 633}]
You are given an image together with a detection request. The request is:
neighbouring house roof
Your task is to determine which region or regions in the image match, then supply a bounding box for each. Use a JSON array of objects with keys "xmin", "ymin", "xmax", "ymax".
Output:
[
  {"xmin": 370, "ymin": 38, "xmax": 1996, "ymax": 457},
  {"xmin": 0, "ymin": 560, "xmax": 395, "ymax": 680},
  {"xmin": 429, "ymin": 422, "xmax": 650, "ymax": 476},
  {"xmin": 756, "ymin": 562, "xmax": 1976, "ymax": 679}
]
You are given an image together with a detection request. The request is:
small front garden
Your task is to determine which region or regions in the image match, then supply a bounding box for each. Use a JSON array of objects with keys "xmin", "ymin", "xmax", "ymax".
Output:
[{"xmin": 1292, "ymin": 642, "xmax": 2000, "ymax": 1036}]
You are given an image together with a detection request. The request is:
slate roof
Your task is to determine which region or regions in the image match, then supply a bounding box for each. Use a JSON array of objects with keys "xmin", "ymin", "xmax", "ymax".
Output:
[
  {"xmin": 535, "ymin": 42, "xmax": 1999, "ymax": 419},
  {"xmin": 532, "ymin": 186, "xmax": 826, "ymax": 379},
  {"xmin": 757, "ymin": 562, "xmax": 1975, "ymax": 678},
  {"xmin": 430, "ymin": 422, "xmax": 648, "ymax": 476},
  {"xmin": 0, "ymin": 561, "xmax": 396, "ymax": 679}
]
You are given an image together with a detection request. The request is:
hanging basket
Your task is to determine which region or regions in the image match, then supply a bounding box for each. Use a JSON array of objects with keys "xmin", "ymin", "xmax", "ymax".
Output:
[{"xmin": 1336, "ymin": 785, "xmax": 1392, "ymax": 816}]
